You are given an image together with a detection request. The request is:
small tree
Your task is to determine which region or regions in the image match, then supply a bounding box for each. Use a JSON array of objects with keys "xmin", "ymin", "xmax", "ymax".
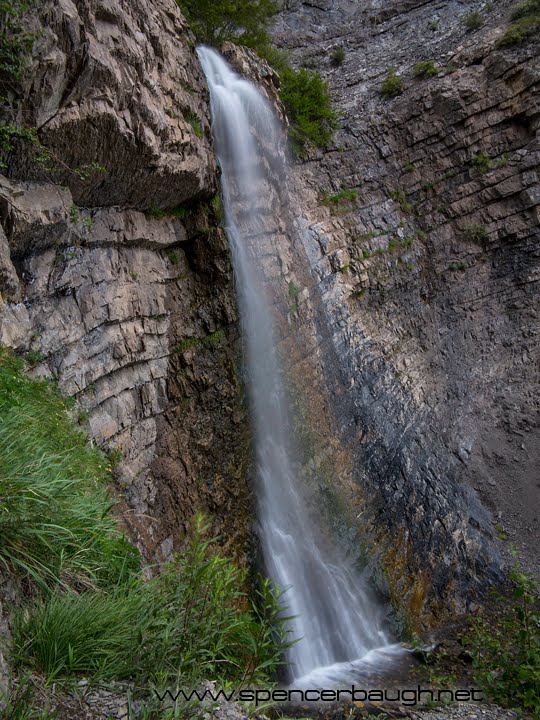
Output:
[{"xmin": 178, "ymin": 0, "xmax": 278, "ymax": 47}]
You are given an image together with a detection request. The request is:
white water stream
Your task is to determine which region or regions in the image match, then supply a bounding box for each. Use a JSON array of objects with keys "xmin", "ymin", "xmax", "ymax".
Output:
[{"xmin": 197, "ymin": 46, "xmax": 400, "ymax": 686}]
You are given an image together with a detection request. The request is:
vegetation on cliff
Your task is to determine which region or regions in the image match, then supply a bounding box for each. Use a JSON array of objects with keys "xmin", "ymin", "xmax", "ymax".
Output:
[
  {"xmin": 177, "ymin": 0, "xmax": 338, "ymax": 154},
  {"xmin": 0, "ymin": 349, "xmax": 290, "ymax": 713}
]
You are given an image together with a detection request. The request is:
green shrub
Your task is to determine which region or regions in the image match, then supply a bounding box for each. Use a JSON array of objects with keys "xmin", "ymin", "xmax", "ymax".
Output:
[
  {"xmin": 15, "ymin": 514, "xmax": 293, "ymax": 686},
  {"xmin": 464, "ymin": 11, "xmax": 484, "ymax": 31},
  {"xmin": 496, "ymin": 0, "xmax": 540, "ymax": 46},
  {"xmin": 330, "ymin": 45, "xmax": 345, "ymax": 66},
  {"xmin": 464, "ymin": 223, "xmax": 488, "ymax": 243},
  {"xmin": 472, "ymin": 152, "xmax": 491, "ymax": 173},
  {"xmin": 0, "ymin": 348, "xmax": 139, "ymax": 591},
  {"xmin": 464, "ymin": 566, "xmax": 540, "ymax": 715},
  {"xmin": 177, "ymin": 0, "xmax": 278, "ymax": 47},
  {"xmin": 279, "ymin": 66, "xmax": 338, "ymax": 153},
  {"xmin": 381, "ymin": 68, "xmax": 403, "ymax": 98},
  {"xmin": 511, "ymin": 0, "xmax": 540, "ymax": 19},
  {"xmin": 413, "ymin": 61, "xmax": 439, "ymax": 78}
]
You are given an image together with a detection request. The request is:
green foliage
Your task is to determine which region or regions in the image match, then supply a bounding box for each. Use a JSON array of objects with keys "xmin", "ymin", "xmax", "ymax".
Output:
[
  {"xmin": 330, "ymin": 45, "xmax": 345, "ymax": 66},
  {"xmin": 511, "ymin": 0, "xmax": 540, "ymax": 19},
  {"xmin": 496, "ymin": 0, "xmax": 540, "ymax": 46},
  {"xmin": 0, "ymin": 680, "xmax": 56, "ymax": 719},
  {"xmin": 15, "ymin": 514, "xmax": 293, "ymax": 687},
  {"xmin": 146, "ymin": 206, "xmax": 192, "ymax": 220},
  {"xmin": 464, "ymin": 567, "xmax": 540, "ymax": 714},
  {"xmin": 0, "ymin": 347, "xmax": 140, "ymax": 591},
  {"xmin": 178, "ymin": 0, "xmax": 337, "ymax": 153},
  {"xmin": 185, "ymin": 110, "xmax": 203, "ymax": 138},
  {"xmin": 413, "ymin": 61, "xmax": 439, "ymax": 78},
  {"xmin": 381, "ymin": 68, "xmax": 403, "ymax": 99},
  {"xmin": 174, "ymin": 329, "xmax": 225, "ymax": 355},
  {"xmin": 0, "ymin": 0, "xmax": 34, "ymax": 83},
  {"xmin": 166, "ymin": 249, "xmax": 179, "ymax": 265},
  {"xmin": 177, "ymin": 0, "xmax": 278, "ymax": 48},
  {"xmin": 403, "ymin": 162, "xmax": 416, "ymax": 173},
  {"xmin": 472, "ymin": 152, "xmax": 492, "ymax": 173},
  {"xmin": 321, "ymin": 187, "xmax": 358, "ymax": 206},
  {"xmin": 464, "ymin": 223, "xmax": 488, "ymax": 244},
  {"xmin": 464, "ymin": 11, "xmax": 484, "ymax": 31},
  {"xmin": 279, "ymin": 65, "xmax": 338, "ymax": 153},
  {"xmin": 389, "ymin": 189, "xmax": 413, "ymax": 213}
]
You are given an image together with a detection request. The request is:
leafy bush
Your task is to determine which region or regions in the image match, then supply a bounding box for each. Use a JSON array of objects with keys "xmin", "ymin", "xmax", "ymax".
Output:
[
  {"xmin": 15, "ymin": 515, "xmax": 292, "ymax": 686},
  {"xmin": 496, "ymin": 0, "xmax": 540, "ymax": 46},
  {"xmin": 464, "ymin": 11, "xmax": 484, "ymax": 31},
  {"xmin": 464, "ymin": 567, "xmax": 540, "ymax": 715},
  {"xmin": 0, "ymin": 348, "xmax": 139, "ymax": 591},
  {"xmin": 381, "ymin": 68, "xmax": 403, "ymax": 98},
  {"xmin": 177, "ymin": 0, "xmax": 278, "ymax": 47},
  {"xmin": 413, "ymin": 61, "xmax": 439, "ymax": 78},
  {"xmin": 279, "ymin": 66, "xmax": 338, "ymax": 153}
]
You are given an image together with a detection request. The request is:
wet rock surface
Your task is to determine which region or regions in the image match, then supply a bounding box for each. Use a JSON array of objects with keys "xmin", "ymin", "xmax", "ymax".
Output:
[{"xmin": 269, "ymin": 0, "xmax": 540, "ymax": 621}]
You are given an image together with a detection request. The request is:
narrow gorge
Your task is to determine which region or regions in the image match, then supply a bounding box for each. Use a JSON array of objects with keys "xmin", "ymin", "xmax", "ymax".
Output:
[{"xmin": 0, "ymin": 0, "xmax": 538, "ymax": 718}]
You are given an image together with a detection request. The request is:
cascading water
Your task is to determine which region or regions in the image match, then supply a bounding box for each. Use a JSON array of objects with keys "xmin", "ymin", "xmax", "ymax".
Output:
[{"xmin": 197, "ymin": 46, "xmax": 400, "ymax": 686}]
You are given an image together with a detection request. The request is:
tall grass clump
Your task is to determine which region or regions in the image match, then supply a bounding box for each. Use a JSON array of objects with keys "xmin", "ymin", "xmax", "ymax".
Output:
[
  {"xmin": 15, "ymin": 515, "xmax": 293, "ymax": 687},
  {"xmin": 0, "ymin": 348, "xmax": 139, "ymax": 591}
]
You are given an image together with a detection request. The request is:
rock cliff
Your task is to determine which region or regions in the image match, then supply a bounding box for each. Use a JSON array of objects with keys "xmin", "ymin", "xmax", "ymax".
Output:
[
  {"xmin": 270, "ymin": 0, "xmax": 539, "ymax": 623},
  {"xmin": 0, "ymin": 0, "xmax": 252, "ymax": 566}
]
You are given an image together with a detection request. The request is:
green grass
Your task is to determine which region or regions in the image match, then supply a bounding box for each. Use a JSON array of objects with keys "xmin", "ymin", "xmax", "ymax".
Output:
[
  {"xmin": 464, "ymin": 223, "xmax": 488, "ymax": 244},
  {"xmin": 185, "ymin": 110, "xmax": 204, "ymax": 138},
  {"xmin": 174, "ymin": 329, "xmax": 225, "ymax": 355},
  {"xmin": 14, "ymin": 515, "xmax": 293, "ymax": 687},
  {"xmin": 146, "ymin": 206, "xmax": 192, "ymax": 220},
  {"xmin": 389, "ymin": 189, "xmax": 413, "ymax": 213},
  {"xmin": 472, "ymin": 152, "xmax": 491, "ymax": 173},
  {"xmin": 321, "ymin": 187, "xmax": 358, "ymax": 206},
  {"xmin": 0, "ymin": 348, "xmax": 139, "ymax": 591}
]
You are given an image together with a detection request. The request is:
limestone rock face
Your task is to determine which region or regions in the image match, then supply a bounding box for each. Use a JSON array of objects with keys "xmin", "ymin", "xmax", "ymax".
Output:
[
  {"xmin": 10, "ymin": 0, "xmax": 217, "ymax": 209},
  {"xmin": 270, "ymin": 0, "xmax": 540, "ymax": 622},
  {"xmin": 0, "ymin": 0, "xmax": 252, "ymax": 566}
]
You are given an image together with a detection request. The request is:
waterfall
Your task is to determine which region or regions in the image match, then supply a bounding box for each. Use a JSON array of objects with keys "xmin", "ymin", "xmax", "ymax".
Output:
[{"xmin": 197, "ymin": 46, "xmax": 399, "ymax": 686}]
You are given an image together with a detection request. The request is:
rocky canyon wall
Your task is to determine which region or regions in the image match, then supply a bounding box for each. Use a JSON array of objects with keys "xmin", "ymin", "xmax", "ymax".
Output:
[
  {"xmin": 0, "ymin": 0, "xmax": 253, "ymax": 566},
  {"xmin": 1, "ymin": 0, "xmax": 538, "ymax": 634},
  {"xmin": 270, "ymin": 0, "xmax": 539, "ymax": 626}
]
